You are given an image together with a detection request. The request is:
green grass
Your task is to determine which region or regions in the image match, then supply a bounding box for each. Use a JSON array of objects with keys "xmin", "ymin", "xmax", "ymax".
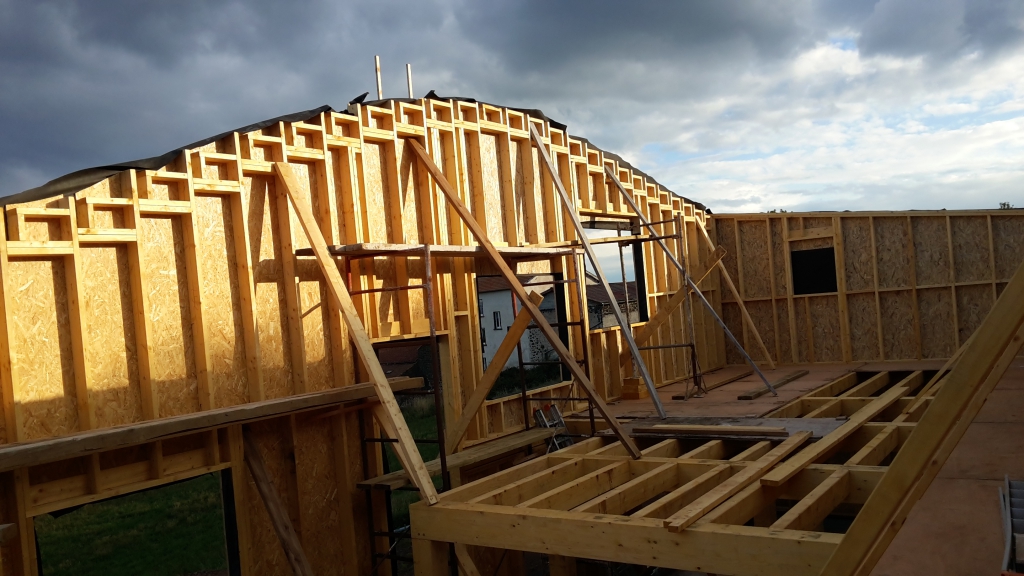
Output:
[{"xmin": 34, "ymin": 473, "xmax": 229, "ymax": 576}]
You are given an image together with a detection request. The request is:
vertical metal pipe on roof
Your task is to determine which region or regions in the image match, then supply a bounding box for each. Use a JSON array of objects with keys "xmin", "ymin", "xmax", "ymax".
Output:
[
  {"xmin": 375, "ymin": 55, "xmax": 383, "ymax": 99},
  {"xmin": 406, "ymin": 64, "xmax": 414, "ymax": 98}
]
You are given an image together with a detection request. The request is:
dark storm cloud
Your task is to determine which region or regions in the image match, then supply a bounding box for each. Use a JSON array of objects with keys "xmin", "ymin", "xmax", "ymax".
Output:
[{"xmin": 1, "ymin": 0, "xmax": 1024, "ymax": 209}]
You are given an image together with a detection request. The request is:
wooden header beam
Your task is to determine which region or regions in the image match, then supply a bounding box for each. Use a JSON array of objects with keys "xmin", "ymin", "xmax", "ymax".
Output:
[{"xmin": 408, "ymin": 139, "xmax": 642, "ymax": 459}]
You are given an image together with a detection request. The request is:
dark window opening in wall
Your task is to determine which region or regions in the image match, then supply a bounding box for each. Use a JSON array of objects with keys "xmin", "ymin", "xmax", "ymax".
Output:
[
  {"xmin": 34, "ymin": 471, "xmax": 238, "ymax": 576},
  {"xmin": 581, "ymin": 225, "xmax": 649, "ymax": 328},
  {"xmin": 791, "ymin": 247, "xmax": 839, "ymax": 295},
  {"xmin": 493, "ymin": 311, "xmax": 502, "ymax": 330}
]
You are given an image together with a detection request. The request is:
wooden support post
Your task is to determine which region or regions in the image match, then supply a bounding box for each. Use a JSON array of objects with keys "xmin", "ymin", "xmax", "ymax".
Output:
[
  {"xmin": 274, "ymin": 162, "xmax": 440, "ymax": 502},
  {"xmin": 242, "ymin": 431, "xmax": 315, "ymax": 576},
  {"xmin": 530, "ymin": 126, "xmax": 664, "ymax": 417},
  {"xmin": 408, "ymin": 139, "xmax": 641, "ymax": 459},
  {"xmin": 694, "ymin": 221, "xmax": 776, "ymax": 369},
  {"xmin": 448, "ymin": 291, "xmax": 544, "ymax": 453},
  {"xmin": 413, "ymin": 538, "xmax": 450, "ymax": 576},
  {"xmin": 820, "ymin": 259, "xmax": 1024, "ymax": 576}
]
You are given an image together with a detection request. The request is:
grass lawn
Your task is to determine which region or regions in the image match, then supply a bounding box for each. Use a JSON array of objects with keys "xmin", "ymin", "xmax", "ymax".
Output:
[{"xmin": 34, "ymin": 472, "xmax": 230, "ymax": 576}]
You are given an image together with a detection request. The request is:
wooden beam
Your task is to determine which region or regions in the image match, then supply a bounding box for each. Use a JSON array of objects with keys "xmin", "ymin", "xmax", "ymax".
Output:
[
  {"xmin": 665, "ymin": 432, "xmax": 811, "ymax": 531},
  {"xmin": 243, "ymin": 430, "xmax": 316, "ymax": 576},
  {"xmin": 274, "ymin": 162, "xmax": 439, "ymax": 503},
  {"xmin": 633, "ymin": 425, "xmax": 788, "ymax": 438},
  {"xmin": 0, "ymin": 378, "xmax": 419, "ymax": 473},
  {"xmin": 407, "ymin": 139, "xmax": 640, "ymax": 459},
  {"xmin": 819, "ymin": 259, "xmax": 1024, "ymax": 576},
  {"xmin": 410, "ymin": 500, "xmax": 840, "ymax": 576},
  {"xmin": 771, "ymin": 469, "xmax": 849, "ymax": 531},
  {"xmin": 695, "ymin": 221, "xmax": 776, "ymax": 369},
  {"xmin": 759, "ymin": 383, "xmax": 909, "ymax": 488},
  {"xmin": 737, "ymin": 370, "xmax": 810, "ymax": 400},
  {"xmin": 447, "ymin": 291, "xmax": 545, "ymax": 453}
]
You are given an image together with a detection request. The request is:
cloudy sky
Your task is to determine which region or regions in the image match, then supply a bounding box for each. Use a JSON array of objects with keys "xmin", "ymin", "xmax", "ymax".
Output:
[{"xmin": 2, "ymin": 0, "xmax": 1024, "ymax": 213}]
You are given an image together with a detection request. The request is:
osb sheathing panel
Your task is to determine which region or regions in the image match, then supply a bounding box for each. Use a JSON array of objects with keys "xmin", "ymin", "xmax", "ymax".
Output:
[
  {"xmin": 138, "ymin": 216, "xmax": 199, "ymax": 417},
  {"xmin": 992, "ymin": 215, "xmax": 1024, "ymax": 280},
  {"xmin": 808, "ymin": 296, "xmax": 842, "ymax": 363},
  {"xmin": 950, "ymin": 216, "xmax": 992, "ymax": 283},
  {"xmin": 80, "ymin": 245, "xmax": 143, "ymax": 428},
  {"xmin": 478, "ymin": 133, "xmax": 508, "ymax": 244},
  {"xmin": 511, "ymin": 139, "xmax": 528, "ymax": 245},
  {"xmin": 911, "ymin": 216, "xmax": 951, "ymax": 287},
  {"xmin": 842, "ymin": 218, "xmax": 875, "ymax": 292},
  {"xmin": 8, "ymin": 259, "xmax": 79, "ymax": 440},
  {"xmin": 721, "ymin": 302, "xmax": 744, "ymax": 365},
  {"xmin": 879, "ymin": 290, "xmax": 916, "ymax": 360},
  {"xmin": 244, "ymin": 418, "xmax": 299, "ymax": 576},
  {"xmin": 717, "ymin": 218, "xmax": 739, "ymax": 301},
  {"xmin": 195, "ymin": 195, "xmax": 249, "ymax": 409},
  {"xmin": 956, "ymin": 283, "xmax": 995, "ymax": 344},
  {"xmin": 745, "ymin": 300, "xmax": 775, "ymax": 363},
  {"xmin": 293, "ymin": 417, "xmax": 347, "ymax": 575},
  {"xmin": 793, "ymin": 298, "xmax": 810, "ymax": 363},
  {"xmin": 247, "ymin": 175, "xmax": 294, "ymax": 400},
  {"xmin": 847, "ymin": 292, "xmax": 880, "ymax": 361},
  {"xmin": 774, "ymin": 301, "xmax": 792, "ymax": 362},
  {"xmin": 918, "ymin": 287, "xmax": 955, "ymax": 358},
  {"xmin": 737, "ymin": 220, "xmax": 771, "ymax": 299},
  {"xmin": 874, "ymin": 217, "xmax": 912, "ymax": 289},
  {"xmin": 769, "ymin": 218, "xmax": 788, "ymax": 297}
]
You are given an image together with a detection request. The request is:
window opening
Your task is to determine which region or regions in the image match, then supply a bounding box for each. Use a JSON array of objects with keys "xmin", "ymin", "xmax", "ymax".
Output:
[
  {"xmin": 493, "ymin": 310, "xmax": 502, "ymax": 330},
  {"xmin": 34, "ymin": 472, "xmax": 237, "ymax": 576},
  {"xmin": 581, "ymin": 226, "xmax": 648, "ymax": 328},
  {"xmin": 791, "ymin": 246, "xmax": 839, "ymax": 295}
]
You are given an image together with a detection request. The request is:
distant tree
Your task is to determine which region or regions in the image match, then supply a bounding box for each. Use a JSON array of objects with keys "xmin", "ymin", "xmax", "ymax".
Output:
[{"xmin": 1000, "ymin": 202, "xmax": 1015, "ymax": 209}]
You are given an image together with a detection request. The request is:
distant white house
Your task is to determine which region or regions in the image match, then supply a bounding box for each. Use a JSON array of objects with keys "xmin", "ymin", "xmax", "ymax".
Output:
[{"xmin": 476, "ymin": 275, "xmax": 555, "ymax": 372}]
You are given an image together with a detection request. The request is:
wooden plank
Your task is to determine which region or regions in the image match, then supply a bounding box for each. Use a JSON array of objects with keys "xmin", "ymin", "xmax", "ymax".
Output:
[
  {"xmin": 617, "ymin": 286, "xmax": 688, "ymax": 370},
  {"xmin": 243, "ymin": 430, "xmax": 316, "ymax": 576},
  {"xmin": 410, "ymin": 500, "xmax": 840, "ymax": 576},
  {"xmin": 447, "ymin": 291, "xmax": 544, "ymax": 453},
  {"xmin": 819, "ymin": 259, "xmax": 1024, "ymax": 576},
  {"xmin": 845, "ymin": 425, "xmax": 898, "ymax": 466},
  {"xmin": 0, "ymin": 378, "xmax": 420, "ymax": 473},
  {"xmin": 771, "ymin": 469, "xmax": 849, "ymax": 531},
  {"xmin": 408, "ymin": 139, "xmax": 640, "ymax": 458},
  {"xmin": 737, "ymin": 370, "xmax": 810, "ymax": 400},
  {"xmin": 530, "ymin": 126, "xmax": 662, "ymax": 415},
  {"xmin": 664, "ymin": 432, "xmax": 811, "ymax": 531},
  {"xmin": 633, "ymin": 425, "xmax": 789, "ymax": 438},
  {"xmin": 275, "ymin": 161, "xmax": 440, "ymax": 503}
]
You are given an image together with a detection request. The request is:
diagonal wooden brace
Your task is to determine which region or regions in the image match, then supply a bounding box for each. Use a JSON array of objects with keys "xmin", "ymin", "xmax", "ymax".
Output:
[
  {"xmin": 407, "ymin": 139, "xmax": 642, "ymax": 459},
  {"xmin": 274, "ymin": 162, "xmax": 439, "ymax": 503}
]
